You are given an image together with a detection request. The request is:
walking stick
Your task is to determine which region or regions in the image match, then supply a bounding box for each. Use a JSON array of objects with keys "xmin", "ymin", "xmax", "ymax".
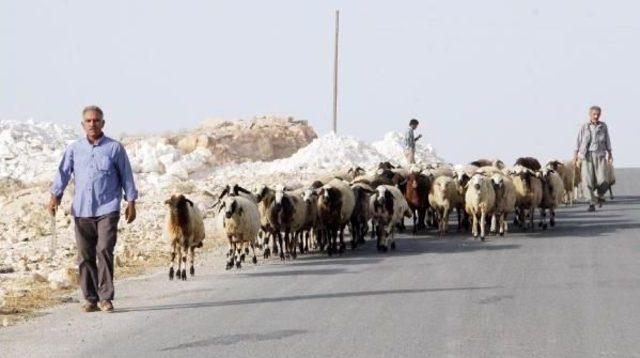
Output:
[{"xmin": 49, "ymin": 209, "xmax": 57, "ymax": 259}]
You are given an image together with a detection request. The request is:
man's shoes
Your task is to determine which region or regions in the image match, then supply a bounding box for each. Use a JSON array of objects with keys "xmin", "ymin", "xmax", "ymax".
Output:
[
  {"xmin": 82, "ymin": 301, "xmax": 99, "ymax": 313},
  {"xmin": 98, "ymin": 300, "xmax": 114, "ymax": 313},
  {"xmin": 587, "ymin": 205, "xmax": 596, "ymax": 212}
]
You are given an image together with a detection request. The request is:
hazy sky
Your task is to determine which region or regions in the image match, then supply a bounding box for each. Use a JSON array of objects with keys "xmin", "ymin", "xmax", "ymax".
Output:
[{"xmin": 1, "ymin": 1, "xmax": 638, "ymax": 166}]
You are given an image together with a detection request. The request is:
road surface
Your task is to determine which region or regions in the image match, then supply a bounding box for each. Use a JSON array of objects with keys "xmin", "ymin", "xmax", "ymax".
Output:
[{"xmin": 2, "ymin": 169, "xmax": 639, "ymax": 357}]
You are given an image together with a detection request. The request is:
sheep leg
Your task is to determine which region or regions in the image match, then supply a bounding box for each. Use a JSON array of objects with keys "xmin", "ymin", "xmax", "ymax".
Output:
[
  {"xmin": 350, "ymin": 220, "xmax": 358, "ymax": 249},
  {"xmin": 380, "ymin": 225, "xmax": 389, "ymax": 252},
  {"xmin": 181, "ymin": 244, "xmax": 188, "ymax": 280},
  {"xmin": 358, "ymin": 221, "xmax": 366, "ymax": 244},
  {"xmin": 480, "ymin": 209, "xmax": 486, "ymax": 241},
  {"xmin": 251, "ymin": 243, "xmax": 258, "ymax": 264},
  {"xmin": 550, "ymin": 208, "xmax": 556, "ymax": 227},
  {"xmin": 277, "ymin": 231, "xmax": 285, "ymax": 261},
  {"xmin": 299, "ymin": 231, "xmax": 306, "ymax": 254},
  {"xmin": 239, "ymin": 242, "xmax": 246, "ymax": 263},
  {"xmin": 540, "ymin": 208, "xmax": 547, "ymax": 230},
  {"xmin": 226, "ymin": 236, "xmax": 234, "ymax": 270},
  {"xmin": 609, "ymin": 186, "xmax": 614, "ymax": 200},
  {"xmin": 169, "ymin": 241, "xmax": 177, "ymax": 280},
  {"xmin": 327, "ymin": 228, "xmax": 337, "ymax": 256},
  {"xmin": 390, "ymin": 226, "xmax": 396, "ymax": 250},
  {"xmin": 529, "ymin": 205, "xmax": 535, "ymax": 232},
  {"xmin": 442, "ymin": 207, "xmax": 450, "ymax": 235},
  {"xmin": 263, "ymin": 231, "xmax": 271, "ymax": 259},
  {"xmin": 235, "ymin": 237, "xmax": 243, "ymax": 269},
  {"xmin": 472, "ymin": 212, "xmax": 478, "ymax": 238},
  {"xmin": 189, "ymin": 246, "xmax": 195, "ymax": 277},
  {"xmin": 272, "ymin": 234, "xmax": 279, "ymax": 254},
  {"xmin": 490, "ymin": 214, "xmax": 497, "ymax": 234},
  {"xmin": 175, "ymin": 245, "xmax": 183, "ymax": 280},
  {"xmin": 339, "ymin": 226, "xmax": 346, "ymax": 254},
  {"xmin": 291, "ymin": 232, "xmax": 298, "ymax": 259},
  {"xmin": 412, "ymin": 208, "xmax": 418, "ymax": 234}
]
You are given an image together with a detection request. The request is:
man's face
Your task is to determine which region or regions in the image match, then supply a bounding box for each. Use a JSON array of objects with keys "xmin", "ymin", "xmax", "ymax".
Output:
[
  {"xmin": 411, "ymin": 123, "xmax": 418, "ymax": 129},
  {"xmin": 589, "ymin": 109, "xmax": 601, "ymax": 123},
  {"xmin": 82, "ymin": 110, "xmax": 105, "ymax": 137}
]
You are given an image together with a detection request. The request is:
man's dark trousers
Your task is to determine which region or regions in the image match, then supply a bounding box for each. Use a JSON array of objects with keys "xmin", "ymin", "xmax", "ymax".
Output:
[{"xmin": 74, "ymin": 212, "xmax": 120, "ymax": 302}]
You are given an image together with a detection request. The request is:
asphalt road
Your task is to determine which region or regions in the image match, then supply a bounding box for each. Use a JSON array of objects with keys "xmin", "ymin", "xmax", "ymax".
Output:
[{"xmin": 2, "ymin": 169, "xmax": 639, "ymax": 358}]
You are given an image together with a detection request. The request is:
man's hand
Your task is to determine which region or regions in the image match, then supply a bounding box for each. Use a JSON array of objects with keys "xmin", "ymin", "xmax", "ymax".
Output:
[
  {"xmin": 415, "ymin": 134, "xmax": 422, "ymax": 141},
  {"xmin": 607, "ymin": 152, "xmax": 614, "ymax": 164},
  {"xmin": 48, "ymin": 194, "xmax": 60, "ymax": 215},
  {"xmin": 125, "ymin": 201, "xmax": 137, "ymax": 224}
]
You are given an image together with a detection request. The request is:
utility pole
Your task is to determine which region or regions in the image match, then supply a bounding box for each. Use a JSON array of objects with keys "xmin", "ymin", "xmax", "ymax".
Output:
[{"xmin": 332, "ymin": 10, "xmax": 340, "ymax": 133}]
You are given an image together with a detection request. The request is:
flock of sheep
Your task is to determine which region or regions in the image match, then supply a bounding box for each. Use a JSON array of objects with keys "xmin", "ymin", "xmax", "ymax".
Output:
[{"xmin": 162, "ymin": 157, "xmax": 614, "ymax": 280}]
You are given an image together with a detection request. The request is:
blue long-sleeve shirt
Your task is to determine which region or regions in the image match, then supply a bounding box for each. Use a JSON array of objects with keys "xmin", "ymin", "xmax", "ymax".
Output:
[{"xmin": 51, "ymin": 135, "xmax": 138, "ymax": 218}]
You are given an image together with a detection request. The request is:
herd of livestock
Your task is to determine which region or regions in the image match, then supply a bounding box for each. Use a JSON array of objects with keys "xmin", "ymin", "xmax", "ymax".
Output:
[{"xmin": 163, "ymin": 157, "xmax": 615, "ymax": 280}]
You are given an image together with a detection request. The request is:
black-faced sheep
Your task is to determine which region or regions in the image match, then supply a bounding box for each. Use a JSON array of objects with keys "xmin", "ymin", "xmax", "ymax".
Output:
[
  {"xmin": 273, "ymin": 185, "xmax": 308, "ymax": 259},
  {"xmin": 509, "ymin": 165, "xmax": 543, "ymax": 231},
  {"xmin": 350, "ymin": 182, "xmax": 374, "ymax": 246},
  {"xmin": 317, "ymin": 179, "xmax": 355, "ymax": 255},
  {"xmin": 370, "ymin": 185, "xmax": 412, "ymax": 252},
  {"xmin": 165, "ymin": 194, "xmax": 205, "ymax": 280}
]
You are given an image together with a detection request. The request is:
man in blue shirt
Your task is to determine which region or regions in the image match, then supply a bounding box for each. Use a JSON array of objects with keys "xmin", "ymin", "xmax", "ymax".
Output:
[{"xmin": 48, "ymin": 105, "xmax": 138, "ymax": 313}]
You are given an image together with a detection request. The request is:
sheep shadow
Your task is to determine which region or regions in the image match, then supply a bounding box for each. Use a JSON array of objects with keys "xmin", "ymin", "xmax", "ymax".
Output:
[
  {"xmin": 116, "ymin": 285, "xmax": 500, "ymax": 314},
  {"xmin": 239, "ymin": 268, "xmax": 350, "ymax": 277}
]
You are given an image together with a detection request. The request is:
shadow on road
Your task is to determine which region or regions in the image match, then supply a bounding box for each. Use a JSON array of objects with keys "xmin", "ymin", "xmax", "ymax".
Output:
[
  {"xmin": 117, "ymin": 286, "xmax": 500, "ymax": 314},
  {"xmin": 240, "ymin": 268, "xmax": 350, "ymax": 277},
  {"xmin": 160, "ymin": 329, "xmax": 308, "ymax": 351}
]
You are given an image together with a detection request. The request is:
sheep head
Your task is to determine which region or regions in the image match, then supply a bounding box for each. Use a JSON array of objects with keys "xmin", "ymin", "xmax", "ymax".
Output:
[
  {"xmin": 302, "ymin": 188, "xmax": 317, "ymax": 204},
  {"xmin": 490, "ymin": 173, "xmax": 504, "ymax": 191},
  {"xmin": 221, "ymin": 198, "xmax": 243, "ymax": 219},
  {"xmin": 164, "ymin": 194, "xmax": 194, "ymax": 237}
]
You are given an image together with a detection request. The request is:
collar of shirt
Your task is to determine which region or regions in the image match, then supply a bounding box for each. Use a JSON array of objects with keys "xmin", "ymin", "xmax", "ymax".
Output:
[{"xmin": 84, "ymin": 133, "xmax": 106, "ymax": 147}]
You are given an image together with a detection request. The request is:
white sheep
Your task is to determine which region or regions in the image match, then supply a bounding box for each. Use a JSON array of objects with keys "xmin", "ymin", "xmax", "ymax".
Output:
[
  {"xmin": 428, "ymin": 175, "xmax": 463, "ymax": 235},
  {"xmin": 538, "ymin": 168, "xmax": 565, "ymax": 229},
  {"xmin": 164, "ymin": 194, "xmax": 205, "ymax": 280},
  {"xmin": 464, "ymin": 173, "xmax": 496, "ymax": 241},
  {"xmin": 300, "ymin": 187, "xmax": 321, "ymax": 253},
  {"xmin": 220, "ymin": 196, "xmax": 261, "ymax": 269},
  {"xmin": 546, "ymin": 160, "xmax": 576, "ymax": 205},
  {"xmin": 489, "ymin": 173, "xmax": 516, "ymax": 236}
]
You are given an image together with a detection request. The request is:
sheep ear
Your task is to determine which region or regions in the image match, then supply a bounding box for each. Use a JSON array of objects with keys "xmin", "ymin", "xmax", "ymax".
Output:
[
  {"xmin": 185, "ymin": 199, "xmax": 194, "ymax": 207},
  {"xmin": 164, "ymin": 199, "xmax": 171, "ymax": 205},
  {"xmin": 236, "ymin": 186, "xmax": 251, "ymax": 195}
]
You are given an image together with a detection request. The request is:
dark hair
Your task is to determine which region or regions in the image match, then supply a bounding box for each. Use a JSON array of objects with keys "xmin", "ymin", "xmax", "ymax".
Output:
[
  {"xmin": 409, "ymin": 118, "xmax": 419, "ymax": 126},
  {"xmin": 589, "ymin": 105, "xmax": 601, "ymax": 113},
  {"xmin": 82, "ymin": 105, "xmax": 104, "ymax": 119}
]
